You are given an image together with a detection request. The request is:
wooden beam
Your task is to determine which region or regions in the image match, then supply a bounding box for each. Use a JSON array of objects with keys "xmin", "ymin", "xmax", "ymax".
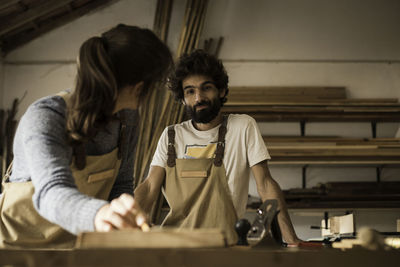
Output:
[
  {"xmin": 0, "ymin": 0, "xmax": 20, "ymax": 12},
  {"xmin": 0, "ymin": 0, "xmax": 75, "ymax": 36},
  {"xmin": 1, "ymin": 0, "xmax": 114, "ymax": 54}
]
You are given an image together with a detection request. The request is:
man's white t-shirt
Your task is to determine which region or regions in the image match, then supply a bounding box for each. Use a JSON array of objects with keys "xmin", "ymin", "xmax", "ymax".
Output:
[{"xmin": 151, "ymin": 114, "xmax": 270, "ymax": 218}]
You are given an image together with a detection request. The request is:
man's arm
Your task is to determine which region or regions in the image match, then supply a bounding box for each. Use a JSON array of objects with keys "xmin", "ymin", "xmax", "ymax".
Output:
[
  {"xmin": 134, "ymin": 165, "xmax": 166, "ymax": 215},
  {"xmin": 251, "ymin": 160, "xmax": 300, "ymax": 244}
]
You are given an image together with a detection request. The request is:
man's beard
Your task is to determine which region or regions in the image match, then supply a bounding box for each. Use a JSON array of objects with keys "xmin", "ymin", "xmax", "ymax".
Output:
[{"xmin": 186, "ymin": 98, "xmax": 222, "ymax": 123}]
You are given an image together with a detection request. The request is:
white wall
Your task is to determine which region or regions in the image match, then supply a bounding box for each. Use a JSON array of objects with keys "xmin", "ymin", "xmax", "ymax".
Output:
[{"xmin": 202, "ymin": 0, "xmax": 400, "ymax": 98}]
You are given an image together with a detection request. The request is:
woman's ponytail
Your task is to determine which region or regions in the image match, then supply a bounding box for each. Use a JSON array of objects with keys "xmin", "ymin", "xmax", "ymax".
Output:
[{"xmin": 66, "ymin": 36, "xmax": 118, "ymax": 145}]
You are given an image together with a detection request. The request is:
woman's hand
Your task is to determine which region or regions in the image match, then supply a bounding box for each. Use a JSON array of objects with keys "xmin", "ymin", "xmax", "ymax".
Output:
[{"xmin": 94, "ymin": 193, "xmax": 148, "ymax": 232}]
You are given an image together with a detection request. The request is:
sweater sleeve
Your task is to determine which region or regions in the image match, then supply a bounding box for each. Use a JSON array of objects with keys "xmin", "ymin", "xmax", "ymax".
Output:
[{"xmin": 20, "ymin": 97, "xmax": 107, "ymax": 235}]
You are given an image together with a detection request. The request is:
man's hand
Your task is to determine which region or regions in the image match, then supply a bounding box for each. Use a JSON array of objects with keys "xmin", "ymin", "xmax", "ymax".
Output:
[{"xmin": 94, "ymin": 193, "xmax": 148, "ymax": 232}]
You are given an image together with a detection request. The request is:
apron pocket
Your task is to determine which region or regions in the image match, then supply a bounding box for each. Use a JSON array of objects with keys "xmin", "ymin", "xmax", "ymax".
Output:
[
  {"xmin": 80, "ymin": 168, "xmax": 116, "ymax": 200},
  {"xmin": 87, "ymin": 169, "xmax": 115, "ymax": 183},
  {"xmin": 180, "ymin": 171, "xmax": 208, "ymax": 178}
]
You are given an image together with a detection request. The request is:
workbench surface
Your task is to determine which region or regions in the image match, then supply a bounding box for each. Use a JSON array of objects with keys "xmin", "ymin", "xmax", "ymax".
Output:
[{"xmin": 1, "ymin": 247, "xmax": 399, "ymax": 267}]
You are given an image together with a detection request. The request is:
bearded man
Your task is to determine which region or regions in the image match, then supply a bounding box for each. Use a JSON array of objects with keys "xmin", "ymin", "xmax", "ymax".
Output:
[{"xmin": 135, "ymin": 50, "xmax": 300, "ymax": 246}]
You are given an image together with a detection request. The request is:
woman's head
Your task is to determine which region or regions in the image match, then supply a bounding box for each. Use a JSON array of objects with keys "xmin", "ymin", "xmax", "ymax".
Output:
[{"xmin": 68, "ymin": 24, "xmax": 173, "ymax": 144}]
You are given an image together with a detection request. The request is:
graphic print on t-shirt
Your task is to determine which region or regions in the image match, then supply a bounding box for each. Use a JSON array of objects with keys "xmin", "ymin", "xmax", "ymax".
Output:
[{"xmin": 184, "ymin": 143, "xmax": 217, "ymax": 159}]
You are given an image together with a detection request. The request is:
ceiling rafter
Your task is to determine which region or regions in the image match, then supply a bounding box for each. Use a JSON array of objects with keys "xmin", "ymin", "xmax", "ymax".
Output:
[
  {"xmin": 0, "ymin": 0, "xmax": 116, "ymax": 55},
  {"xmin": 0, "ymin": 0, "xmax": 76, "ymax": 36}
]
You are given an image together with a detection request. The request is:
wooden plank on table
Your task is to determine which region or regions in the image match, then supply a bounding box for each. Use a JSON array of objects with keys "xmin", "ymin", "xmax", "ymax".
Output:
[
  {"xmin": 76, "ymin": 228, "xmax": 227, "ymax": 249},
  {"xmin": 2, "ymin": 247, "xmax": 400, "ymax": 267}
]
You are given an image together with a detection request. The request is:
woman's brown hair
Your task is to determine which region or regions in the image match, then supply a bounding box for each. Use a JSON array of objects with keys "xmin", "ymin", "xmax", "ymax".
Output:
[{"xmin": 66, "ymin": 24, "xmax": 172, "ymax": 145}]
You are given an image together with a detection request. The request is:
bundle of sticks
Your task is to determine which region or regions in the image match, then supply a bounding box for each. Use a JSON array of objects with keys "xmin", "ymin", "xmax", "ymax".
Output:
[{"xmin": 0, "ymin": 98, "xmax": 19, "ymax": 188}]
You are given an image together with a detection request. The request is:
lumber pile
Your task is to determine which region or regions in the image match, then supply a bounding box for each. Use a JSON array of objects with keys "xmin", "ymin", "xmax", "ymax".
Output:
[
  {"xmin": 246, "ymin": 181, "xmax": 400, "ymax": 209},
  {"xmin": 228, "ymin": 86, "xmax": 400, "ymax": 209},
  {"xmin": 0, "ymin": 98, "xmax": 19, "ymax": 186},
  {"xmin": 264, "ymin": 136, "xmax": 400, "ymax": 165},
  {"xmin": 222, "ymin": 86, "xmax": 400, "ymax": 122},
  {"xmin": 281, "ymin": 181, "xmax": 400, "ymax": 208}
]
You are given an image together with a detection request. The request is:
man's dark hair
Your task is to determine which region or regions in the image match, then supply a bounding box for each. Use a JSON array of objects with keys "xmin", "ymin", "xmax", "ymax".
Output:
[{"xmin": 170, "ymin": 49, "xmax": 229, "ymax": 105}]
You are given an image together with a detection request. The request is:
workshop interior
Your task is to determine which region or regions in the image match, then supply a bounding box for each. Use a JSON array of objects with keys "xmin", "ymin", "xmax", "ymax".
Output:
[{"xmin": 0, "ymin": 0, "xmax": 399, "ymax": 266}]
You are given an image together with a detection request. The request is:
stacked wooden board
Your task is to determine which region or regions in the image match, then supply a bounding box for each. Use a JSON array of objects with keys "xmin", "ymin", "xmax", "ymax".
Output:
[
  {"xmin": 223, "ymin": 86, "xmax": 400, "ymax": 208},
  {"xmin": 221, "ymin": 87, "xmax": 400, "ymax": 165},
  {"xmin": 264, "ymin": 136, "xmax": 400, "ymax": 165},
  {"xmin": 222, "ymin": 86, "xmax": 400, "ymax": 122}
]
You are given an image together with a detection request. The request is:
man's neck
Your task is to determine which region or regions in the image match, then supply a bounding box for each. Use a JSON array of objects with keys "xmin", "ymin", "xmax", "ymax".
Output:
[{"xmin": 192, "ymin": 113, "xmax": 223, "ymax": 131}]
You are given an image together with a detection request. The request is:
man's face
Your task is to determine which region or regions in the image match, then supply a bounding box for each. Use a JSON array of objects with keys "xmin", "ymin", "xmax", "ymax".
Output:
[{"xmin": 182, "ymin": 74, "xmax": 225, "ymax": 123}]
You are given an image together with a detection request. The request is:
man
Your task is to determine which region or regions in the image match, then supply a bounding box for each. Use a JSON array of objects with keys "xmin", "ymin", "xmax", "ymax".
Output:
[{"xmin": 135, "ymin": 50, "xmax": 300, "ymax": 245}]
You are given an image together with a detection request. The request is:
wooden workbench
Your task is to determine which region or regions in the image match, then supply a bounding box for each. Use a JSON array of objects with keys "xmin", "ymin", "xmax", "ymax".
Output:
[{"xmin": 1, "ymin": 247, "xmax": 399, "ymax": 267}]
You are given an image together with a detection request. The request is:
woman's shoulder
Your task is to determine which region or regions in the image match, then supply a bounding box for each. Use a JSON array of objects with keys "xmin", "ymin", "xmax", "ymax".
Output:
[
  {"xmin": 27, "ymin": 94, "xmax": 67, "ymax": 116},
  {"xmin": 21, "ymin": 94, "xmax": 67, "ymax": 132}
]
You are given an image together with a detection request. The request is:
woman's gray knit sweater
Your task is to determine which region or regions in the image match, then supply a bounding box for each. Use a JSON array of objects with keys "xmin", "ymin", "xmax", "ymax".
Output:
[{"xmin": 8, "ymin": 94, "xmax": 139, "ymax": 235}]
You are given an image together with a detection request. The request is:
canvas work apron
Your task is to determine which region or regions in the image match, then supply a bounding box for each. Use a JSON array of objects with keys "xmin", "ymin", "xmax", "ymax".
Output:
[
  {"xmin": 0, "ymin": 92, "xmax": 126, "ymax": 248},
  {"xmin": 162, "ymin": 116, "xmax": 239, "ymax": 245}
]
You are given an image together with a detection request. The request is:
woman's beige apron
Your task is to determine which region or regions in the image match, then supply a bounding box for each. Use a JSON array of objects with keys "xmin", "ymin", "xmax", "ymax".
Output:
[
  {"xmin": 0, "ymin": 92, "xmax": 126, "ymax": 248},
  {"xmin": 162, "ymin": 116, "xmax": 239, "ymax": 245}
]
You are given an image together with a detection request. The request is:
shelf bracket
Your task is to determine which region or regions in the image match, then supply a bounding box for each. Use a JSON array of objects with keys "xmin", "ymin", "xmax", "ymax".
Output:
[
  {"xmin": 300, "ymin": 121, "xmax": 306, "ymax": 137},
  {"xmin": 302, "ymin": 165, "xmax": 308, "ymax": 188},
  {"xmin": 371, "ymin": 121, "xmax": 377, "ymax": 138}
]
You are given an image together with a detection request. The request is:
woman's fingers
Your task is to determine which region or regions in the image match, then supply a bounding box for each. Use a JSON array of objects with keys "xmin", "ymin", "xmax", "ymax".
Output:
[
  {"xmin": 95, "ymin": 218, "xmax": 113, "ymax": 232},
  {"xmin": 94, "ymin": 205, "xmax": 115, "ymax": 232},
  {"xmin": 94, "ymin": 194, "xmax": 149, "ymax": 232},
  {"xmin": 117, "ymin": 194, "xmax": 149, "ymax": 229},
  {"xmin": 110, "ymin": 197, "xmax": 137, "ymax": 226}
]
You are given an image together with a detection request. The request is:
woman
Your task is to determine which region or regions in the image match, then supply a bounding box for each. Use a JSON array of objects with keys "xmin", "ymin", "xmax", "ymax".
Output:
[{"xmin": 0, "ymin": 24, "xmax": 173, "ymax": 248}]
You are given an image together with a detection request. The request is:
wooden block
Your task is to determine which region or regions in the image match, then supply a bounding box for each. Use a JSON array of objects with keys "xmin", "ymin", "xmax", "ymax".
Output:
[
  {"xmin": 332, "ymin": 239, "xmax": 362, "ymax": 249},
  {"xmin": 76, "ymin": 228, "xmax": 227, "ymax": 248},
  {"xmin": 322, "ymin": 214, "xmax": 354, "ymax": 237}
]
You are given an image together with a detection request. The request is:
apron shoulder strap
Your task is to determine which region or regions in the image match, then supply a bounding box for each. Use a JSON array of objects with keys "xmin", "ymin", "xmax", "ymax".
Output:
[
  {"xmin": 73, "ymin": 110, "xmax": 129, "ymax": 170},
  {"xmin": 73, "ymin": 143, "xmax": 86, "ymax": 170},
  {"xmin": 214, "ymin": 115, "xmax": 228, "ymax": 166},
  {"xmin": 117, "ymin": 112, "xmax": 128, "ymax": 160},
  {"xmin": 2, "ymin": 160, "xmax": 13, "ymax": 184},
  {"xmin": 167, "ymin": 125, "xmax": 177, "ymax": 167},
  {"xmin": 59, "ymin": 91, "xmax": 86, "ymax": 170}
]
